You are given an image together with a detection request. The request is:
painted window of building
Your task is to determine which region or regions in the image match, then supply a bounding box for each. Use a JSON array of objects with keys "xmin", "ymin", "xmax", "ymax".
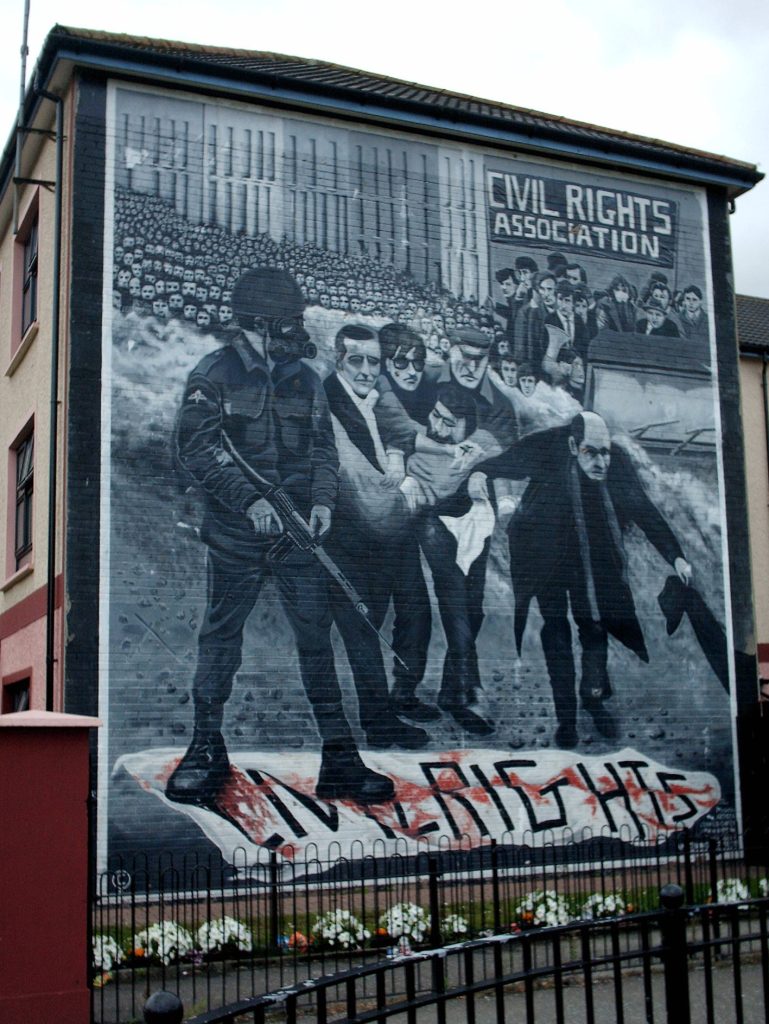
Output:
[
  {"xmin": 14, "ymin": 431, "xmax": 33, "ymax": 569},
  {"xmin": 20, "ymin": 216, "xmax": 38, "ymax": 336},
  {"xmin": 2, "ymin": 677, "xmax": 30, "ymax": 713}
]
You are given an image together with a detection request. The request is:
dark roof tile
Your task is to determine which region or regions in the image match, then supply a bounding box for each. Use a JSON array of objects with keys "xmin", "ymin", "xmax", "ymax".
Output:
[
  {"xmin": 737, "ymin": 295, "xmax": 769, "ymax": 353},
  {"xmin": 45, "ymin": 25, "xmax": 759, "ymax": 189}
]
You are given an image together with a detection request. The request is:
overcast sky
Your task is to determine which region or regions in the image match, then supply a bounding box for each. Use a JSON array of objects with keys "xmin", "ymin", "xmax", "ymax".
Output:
[{"xmin": 0, "ymin": 0, "xmax": 766, "ymax": 297}]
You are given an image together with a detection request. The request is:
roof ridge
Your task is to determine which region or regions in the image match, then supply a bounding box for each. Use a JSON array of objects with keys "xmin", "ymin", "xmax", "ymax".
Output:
[{"xmin": 50, "ymin": 25, "xmax": 757, "ymax": 173}]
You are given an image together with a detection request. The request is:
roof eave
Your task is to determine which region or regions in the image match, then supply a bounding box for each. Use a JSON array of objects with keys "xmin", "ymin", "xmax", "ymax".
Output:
[{"xmin": 1, "ymin": 28, "xmax": 762, "ymax": 206}]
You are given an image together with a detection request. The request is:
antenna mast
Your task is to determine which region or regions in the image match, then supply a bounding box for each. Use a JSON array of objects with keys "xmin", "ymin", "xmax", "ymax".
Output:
[{"xmin": 13, "ymin": 0, "xmax": 31, "ymax": 232}]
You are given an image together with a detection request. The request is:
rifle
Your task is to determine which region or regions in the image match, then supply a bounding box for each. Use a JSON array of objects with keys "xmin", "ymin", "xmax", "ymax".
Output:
[{"xmin": 222, "ymin": 433, "xmax": 409, "ymax": 671}]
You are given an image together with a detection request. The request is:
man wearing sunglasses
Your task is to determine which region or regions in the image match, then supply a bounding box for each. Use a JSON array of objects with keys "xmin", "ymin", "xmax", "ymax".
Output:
[
  {"xmin": 495, "ymin": 412, "xmax": 691, "ymax": 749},
  {"xmin": 375, "ymin": 324, "xmax": 441, "ymax": 724},
  {"xmin": 379, "ymin": 323, "xmax": 436, "ymax": 427},
  {"xmin": 323, "ymin": 324, "xmax": 430, "ymax": 751}
]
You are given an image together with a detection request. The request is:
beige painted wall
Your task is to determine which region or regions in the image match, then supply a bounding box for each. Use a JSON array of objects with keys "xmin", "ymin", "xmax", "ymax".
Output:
[
  {"xmin": 0, "ymin": 87, "xmax": 72, "ymax": 709},
  {"xmin": 739, "ymin": 354, "xmax": 769, "ymax": 645}
]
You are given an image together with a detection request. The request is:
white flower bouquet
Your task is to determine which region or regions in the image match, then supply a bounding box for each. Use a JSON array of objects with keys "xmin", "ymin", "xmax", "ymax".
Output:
[
  {"xmin": 132, "ymin": 921, "xmax": 195, "ymax": 966},
  {"xmin": 379, "ymin": 902, "xmax": 431, "ymax": 944},
  {"xmin": 715, "ymin": 878, "xmax": 750, "ymax": 906},
  {"xmin": 581, "ymin": 893, "xmax": 626, "ymax": 920},
  {"xmin": 758, "ymin": 878, "xmax": 769, "ymax": 898},
  {"xmin": 442, "ymin": 913, "xmax": 470, "ymax": 940},
  {"xmin": 312, "ymin": 909, "xmax": 371, "ymax": 950},
  {"xmin": 92, "ymin": 933, "xmax": 124, "ymax": 973},
  {"xmin": 196, "ymin": 916, "xmax": 253, "ymax": 955},
  {"xmin": 514, "ymin": 890, "xmax": 573, "ymax": 929}
]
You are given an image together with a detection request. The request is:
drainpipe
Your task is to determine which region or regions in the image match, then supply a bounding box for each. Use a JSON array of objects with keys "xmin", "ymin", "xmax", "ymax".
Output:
[{"xmin": 33, "ymin": 86, "xmax": 64, "ymax": 712}]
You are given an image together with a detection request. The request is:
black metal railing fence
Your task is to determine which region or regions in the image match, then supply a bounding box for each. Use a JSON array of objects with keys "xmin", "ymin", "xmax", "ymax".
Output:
[
  {"xmin": 93, "ymin": 826, "xmax": 769, "ymax": 1023},
  {"xmin": 143, "ymin": 886, "xmax": 769, "ymax": 1024}
]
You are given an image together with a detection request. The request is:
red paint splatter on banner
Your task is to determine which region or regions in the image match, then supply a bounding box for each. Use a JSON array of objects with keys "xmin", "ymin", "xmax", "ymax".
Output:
[{"xmin": 118, "ymin": 746, "xmax": 722, "ymax": 860}]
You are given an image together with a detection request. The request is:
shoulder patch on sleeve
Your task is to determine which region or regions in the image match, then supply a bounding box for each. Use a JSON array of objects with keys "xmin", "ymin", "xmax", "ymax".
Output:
[{"xmin": 183, "ymin": 379, "xmax": 219, "ymax": 408}]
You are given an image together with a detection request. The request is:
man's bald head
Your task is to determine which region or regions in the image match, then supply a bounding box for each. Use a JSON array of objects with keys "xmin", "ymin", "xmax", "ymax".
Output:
[{"xmin": 568, "ymin": 412, "xmax": 611, "ymax": 482}]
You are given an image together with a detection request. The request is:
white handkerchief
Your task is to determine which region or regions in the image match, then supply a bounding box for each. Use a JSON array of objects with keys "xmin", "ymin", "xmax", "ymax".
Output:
[{"xmin": 439, "ymin": 500, "xmax": 495, "ymax": 575}]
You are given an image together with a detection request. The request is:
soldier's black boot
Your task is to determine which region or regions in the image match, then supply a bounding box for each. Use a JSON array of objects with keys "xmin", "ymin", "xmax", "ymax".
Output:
[
  {"xmin": 166, "ymin": 727, "xmax": 230, "ymax": 807},
  {"xmin": 443, "ymin": 699, "xmax": 495, "ymax": 737},
  {"xmin": 554, "ymin": 717, "xmax": 579, "ymax": 749},
  {"xmin": 365, "ymin": 714, "xmax": 428, "ymax": 750},
  {"xmin": 582, "ymin": 698, "xmax": 619, "ymax": 740},
  {"xmin": 316, "ymin": 743, "xmax": 395, "ymax": 804},
  {"xmin": 437, "ymin": 658, "xmax": 494, "ymax": 737},
  {"xmin": 390, "ymin": 680, "xmax": 441, "ymax": 723}
]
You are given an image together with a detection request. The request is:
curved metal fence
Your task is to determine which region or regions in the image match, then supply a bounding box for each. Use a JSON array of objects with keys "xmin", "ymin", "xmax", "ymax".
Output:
[{"xmin": 92, "ymin": 827, "xmax": 769, "ymax": 1023}]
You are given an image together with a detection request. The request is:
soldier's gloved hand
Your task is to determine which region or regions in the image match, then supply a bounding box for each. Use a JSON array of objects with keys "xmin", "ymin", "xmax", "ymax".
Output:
[
  {"xmin": 309, "ymin": 504, "xmax": 332, "ymax": 539},
  {"xmin": 674, "ymin": 557, "xmax": 692, "ymax": 585},
  {"xmin": 246, "ymin": 497, "xmax": 283, "ymax": 536}
]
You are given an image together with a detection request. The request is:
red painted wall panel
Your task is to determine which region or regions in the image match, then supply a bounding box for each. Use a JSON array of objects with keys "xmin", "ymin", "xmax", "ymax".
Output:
[{"xmin": 0, "ymin": 725, "xmax": 91, "ymax": 1024}]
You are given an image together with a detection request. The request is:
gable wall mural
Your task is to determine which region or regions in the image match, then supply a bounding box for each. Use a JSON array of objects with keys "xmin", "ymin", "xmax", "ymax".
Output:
[{"xmin": 96, "ymin": 81, "xmax": 747, "ymax": 872}]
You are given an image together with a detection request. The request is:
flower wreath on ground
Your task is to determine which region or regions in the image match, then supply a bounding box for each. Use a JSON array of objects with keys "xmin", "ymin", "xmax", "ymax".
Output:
[
  {"xmin": 312, "ymin": 909, "xmax": 371, "ymax": 950},
  {"xmin": 197, "ymin": 916, "xmax": 253, "ymax": 955},
  {"xmin": 441, "ymin": 912, "xmax": 470, "ymax": 941},
  {"xmin": 513, "ymin": 890, "xmax": 573, "ymax": 930},
  {"xmin": 132, "ymin": 921, "xmax": 195, "ymax": 966},
  {"xmin": 715, "ymin": 878, "xmax": 750, "ymax": 907},
  {"xmin": 379, "ymin": 902, "xmax": 431, "ymax": 944},
  {"xmin": 581, "ymin": 893, "xmax": 627, "ymax": 920},
  {"xmin": 92, "ymin": 933, "xmax": 124, "ymax": 974}
]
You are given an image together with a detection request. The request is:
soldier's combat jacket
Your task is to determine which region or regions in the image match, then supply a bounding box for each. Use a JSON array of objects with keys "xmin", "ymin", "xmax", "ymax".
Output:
[{"xmin": 176, "ymin": 333, "xmax": 338, "ymax": 553}]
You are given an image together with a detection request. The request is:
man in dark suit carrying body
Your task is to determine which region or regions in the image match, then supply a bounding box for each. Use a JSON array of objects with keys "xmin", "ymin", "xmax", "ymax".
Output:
[
  {"xmin": 323, "ymin": 324, "xmax": 431, "ymax": 749},
  {"xmin": 374, "ymin": 324, "xmax": 440, "ymax": 722},
  {"xmin": 498, "ymin": 412, "xmax": 692, "ymax": 748}
]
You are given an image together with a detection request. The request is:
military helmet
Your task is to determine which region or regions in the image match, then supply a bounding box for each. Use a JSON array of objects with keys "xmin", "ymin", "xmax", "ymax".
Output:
[{"xmin": 231, "ymin": 267, "xmax": 305, "ymax": 324}]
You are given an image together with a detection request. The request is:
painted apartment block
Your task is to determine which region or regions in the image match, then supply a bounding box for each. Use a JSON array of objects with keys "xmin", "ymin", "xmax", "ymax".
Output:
[
  {"xmin": 737, "ymin": 295, "xmax": 769, "ymax": 687},
  {"xmin": 0, "ymin": 25, "xmax": 763, "ymax": 877},
  {"xmin": 0, "ymin": 85, "xmax": 69, "ymax": 715}
]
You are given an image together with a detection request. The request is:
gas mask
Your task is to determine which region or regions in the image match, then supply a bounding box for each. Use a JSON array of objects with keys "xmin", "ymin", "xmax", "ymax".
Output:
[{"xmin": 265, "ymin": 316, "xmax": 317, "ymax": 363}]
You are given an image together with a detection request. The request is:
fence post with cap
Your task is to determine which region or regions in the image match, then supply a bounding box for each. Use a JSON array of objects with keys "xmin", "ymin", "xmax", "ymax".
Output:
[
  {"xmin": 659, "ymin": 883, "xmax": 691, "ymax": 1024},
  {"xmin": 144, "ymin": 990, "xmax": 184, "ymax": 1023},
  {"xmin": 427, "ymin": 854, "xmax": 443, "ymax": 950}
]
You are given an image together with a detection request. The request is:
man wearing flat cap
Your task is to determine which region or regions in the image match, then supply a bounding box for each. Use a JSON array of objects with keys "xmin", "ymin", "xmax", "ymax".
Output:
[{"xmin": 637, "ymin": 298, "xmax": 681, "ymax": 337}]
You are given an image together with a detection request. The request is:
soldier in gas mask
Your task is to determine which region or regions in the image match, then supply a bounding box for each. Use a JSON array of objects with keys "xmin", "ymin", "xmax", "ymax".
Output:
[{"xmin": 168, "ymin": 268, "xmax": 394, "ymax": 808}]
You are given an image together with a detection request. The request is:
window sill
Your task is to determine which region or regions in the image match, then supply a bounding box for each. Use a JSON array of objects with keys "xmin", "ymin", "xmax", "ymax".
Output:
[
  {"xmin": 5, "ymin": 322, "xmax": 39, "ymax": 378},
  {"xmin": 1, "ymin": 562, "xmax": 34, "ymax": 593}
]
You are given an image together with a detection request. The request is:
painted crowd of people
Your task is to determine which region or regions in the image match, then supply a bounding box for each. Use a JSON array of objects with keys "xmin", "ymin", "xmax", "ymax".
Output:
[{"xmin": 491, "ymin": 253, "xmax": 710, "ymax": 399}]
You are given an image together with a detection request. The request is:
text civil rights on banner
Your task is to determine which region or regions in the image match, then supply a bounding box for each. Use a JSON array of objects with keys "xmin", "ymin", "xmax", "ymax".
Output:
[{"xmin": 487, "ymin": 170, "xmax": 678, "ymax": 267}]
